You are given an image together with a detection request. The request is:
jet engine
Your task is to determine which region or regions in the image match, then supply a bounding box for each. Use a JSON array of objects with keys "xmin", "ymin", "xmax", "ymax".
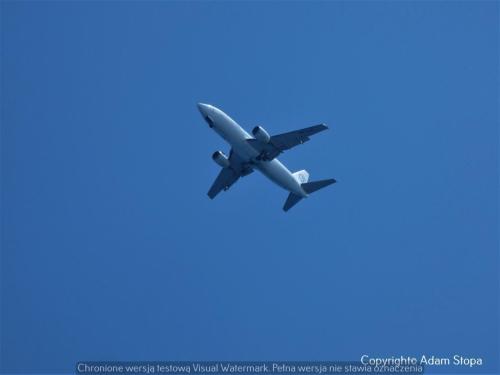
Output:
[
  {"xmin": 252, "ymin": 126, "xmax": 271, "ymax": 143},
  {"xmin": 212, "ymin": 151, "xmax": 230, "ymax": 168}
]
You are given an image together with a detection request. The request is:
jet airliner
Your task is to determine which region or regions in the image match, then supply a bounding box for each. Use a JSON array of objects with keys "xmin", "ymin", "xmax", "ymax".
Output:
[{"xmin": 198, "ymin": 103, "xmax": 336, "ymax": 211}]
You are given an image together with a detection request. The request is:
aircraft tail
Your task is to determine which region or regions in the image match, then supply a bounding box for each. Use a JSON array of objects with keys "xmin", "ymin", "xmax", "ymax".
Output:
[
  {"xmin": 301, "ymin": 178, "xmax": 336, "ymax": 194},
  {"xmin": 283, "ymin": 193, "xmax": 303, "ymax": 212},
  {"xmin": 282, "ymin": 178, "xmax": 336, "ymax": 212},
  {"xmin": 292, "ymin": 169, "xmax": 310, "ymax": 184}
]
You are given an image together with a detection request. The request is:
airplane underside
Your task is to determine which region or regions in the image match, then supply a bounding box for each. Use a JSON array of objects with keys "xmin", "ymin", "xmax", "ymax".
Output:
[{"xmin": 198, "ymin": 103, "xmax": 336, "ymax": 211}]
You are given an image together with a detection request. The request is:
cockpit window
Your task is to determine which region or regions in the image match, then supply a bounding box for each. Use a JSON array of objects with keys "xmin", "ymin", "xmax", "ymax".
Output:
[{"xmin": 204, "ymin": 116, "xmax": 215, "ymax": 128}]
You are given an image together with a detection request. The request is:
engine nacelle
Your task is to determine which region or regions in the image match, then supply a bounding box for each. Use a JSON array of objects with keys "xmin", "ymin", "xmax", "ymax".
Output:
[
  {"xmin": 212, "ymin": 151, "xmax": 230, "ymax": 168},
  {"xmin": 252, "ymin": 126, "xmax": 271, "ymax": 143}
]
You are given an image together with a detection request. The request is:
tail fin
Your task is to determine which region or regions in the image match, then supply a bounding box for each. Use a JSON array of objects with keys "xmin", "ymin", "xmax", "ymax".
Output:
[
  {"xmin": 283, "ymin": 193, "xmax": 303, "ymax": 212},
  {"xmin": 292, "ymin": 169, "xmax": 310, "ymax": 184},
  {"xmin": 301, "ymin": 178, "xmax": 336, "ymax": 194}
]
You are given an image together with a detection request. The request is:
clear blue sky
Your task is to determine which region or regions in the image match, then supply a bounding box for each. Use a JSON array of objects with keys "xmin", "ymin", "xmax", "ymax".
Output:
[{"xmin": 1, "ymin": 1, "xmax": 498, "ymax": 373}]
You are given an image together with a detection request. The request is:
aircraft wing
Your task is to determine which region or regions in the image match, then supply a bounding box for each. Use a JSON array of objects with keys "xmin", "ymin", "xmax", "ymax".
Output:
[
  {"xmin": 247, "ymin": 124, "xmax": 328, "ymax": 161},
  {"xmin": 207, "ymin": 149, "xmax": 253, "ymax": 199}
]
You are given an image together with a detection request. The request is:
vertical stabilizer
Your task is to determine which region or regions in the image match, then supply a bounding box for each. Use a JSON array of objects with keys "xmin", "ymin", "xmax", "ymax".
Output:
[{"xmin": 292, "ymin": 169, "xmax": 310, "ymax": 184}]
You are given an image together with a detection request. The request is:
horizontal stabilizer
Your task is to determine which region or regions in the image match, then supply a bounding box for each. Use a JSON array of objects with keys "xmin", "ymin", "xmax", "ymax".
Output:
[
  {"xmin": 301, "ymin": 178, "xmax": 336, "ymax": 194},
  {"xmin": 283, "ymin": 193, "xmax": 303, "ymax": 212}
]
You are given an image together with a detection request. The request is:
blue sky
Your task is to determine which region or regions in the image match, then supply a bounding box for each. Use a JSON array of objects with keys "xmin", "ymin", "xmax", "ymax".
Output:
[{"xmin": 1, "ymin": 1, "xmax": 498, "ymax": 373}]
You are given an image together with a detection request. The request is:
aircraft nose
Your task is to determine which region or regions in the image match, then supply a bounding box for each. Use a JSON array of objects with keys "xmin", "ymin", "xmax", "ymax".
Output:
[
  {"xmin": 197, "ymin": 103, "xmax": 215, "ymax": 128},
  {"xmin": 197, "ymin": 103, "xmax": 210, "ymax": 115}
]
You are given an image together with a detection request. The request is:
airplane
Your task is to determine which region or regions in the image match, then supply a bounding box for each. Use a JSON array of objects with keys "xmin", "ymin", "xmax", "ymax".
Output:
[{"xmin": 198, "ymin": 103, "xmax": 336, "ymax": 211}]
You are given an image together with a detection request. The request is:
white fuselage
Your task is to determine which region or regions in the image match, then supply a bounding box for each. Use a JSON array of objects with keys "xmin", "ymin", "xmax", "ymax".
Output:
[{"xmin": 198, "ymin": 103, "xmax": 307, "ymax": 197}]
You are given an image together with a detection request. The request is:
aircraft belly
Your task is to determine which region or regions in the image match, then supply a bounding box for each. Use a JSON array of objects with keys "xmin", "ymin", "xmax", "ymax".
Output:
[
  {"xmin": 235, "ymin": 141, "xmax": 259, "ymax": 160},
  {"xmin": 200, "ymin": 103, "xmax": 332, "ymax": 208},
  {"xmin": 223, "ymin": 119, "xmax": 250, "ymax": 142},
  {"xmin": 257, "ymin": 159, "xmax": 304, "ymax": 196},
  {"xmin": 217, "ymin": 114, "xmax": 304, "ymax": 196},
  {"xmin": 219, "ymin": 119, "xmax": 256, "ymax": 162}
]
